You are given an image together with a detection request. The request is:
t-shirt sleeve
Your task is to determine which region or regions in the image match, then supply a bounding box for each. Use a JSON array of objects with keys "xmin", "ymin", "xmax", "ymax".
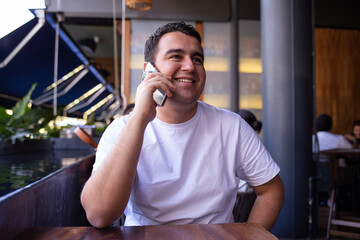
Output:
[
  {"xmin": 235, "ymin": 119, "xmax": 280, "ymax": 186},
  {"xmin": 92, "ymin": 117, "xmax": 127, "ymax": 172},
  {"xmin": 338, "ymin": 135, "xmax": 352, "ymax": 149}
]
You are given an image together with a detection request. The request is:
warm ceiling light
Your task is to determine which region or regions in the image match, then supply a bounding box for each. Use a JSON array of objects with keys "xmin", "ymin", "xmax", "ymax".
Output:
[{"xmin": 126, "ymin": 0, "xmax": 152, "ymax": 11}]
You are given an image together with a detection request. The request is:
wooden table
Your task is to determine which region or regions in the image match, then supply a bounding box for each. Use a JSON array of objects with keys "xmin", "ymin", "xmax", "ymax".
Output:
[
  {"xmin": 320, "ymin": 149, "xmax": 360, "ymax": 239},
  {"xmin": 13, "ymin": 223, "xmax": 277, "ymax": 240}
]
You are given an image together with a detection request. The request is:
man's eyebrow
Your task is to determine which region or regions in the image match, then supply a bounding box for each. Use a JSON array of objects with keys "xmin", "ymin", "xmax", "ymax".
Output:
[
  {"xmin": 165, "ymin": 49, "xmax": 185, "ymax": 55},
  {"xmin": 165, "ymin": 49, "xmax": 204, "ymax": 60},
  {"xmin": 193, "ymin": 52, "xmax": 204, "ymax": 60}
]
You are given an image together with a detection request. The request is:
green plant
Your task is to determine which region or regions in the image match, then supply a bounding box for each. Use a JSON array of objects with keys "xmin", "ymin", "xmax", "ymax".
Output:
[{"xmin": 0, "ymin": 83, "xmax": 55, "ymax": 143}]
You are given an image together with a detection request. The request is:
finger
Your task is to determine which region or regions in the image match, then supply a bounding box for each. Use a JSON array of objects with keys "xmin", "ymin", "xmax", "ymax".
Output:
[
  {"xmin": 144, "ymin": 74, "xmax": 176, "ymax": 93},
  {"xmin": 144, "ymin": 72, "xmax": 173, "ymax": 85},
  {"xmin": 152, "ymin": 79, "xmax": 176, "ymax": 97}
]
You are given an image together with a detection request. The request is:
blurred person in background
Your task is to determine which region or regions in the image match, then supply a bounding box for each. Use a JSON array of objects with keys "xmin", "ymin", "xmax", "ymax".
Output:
[
  {"xmin": 123, "ymin": 103, "xmax": 135, "ymax": 116},
  {"xmin": 313, "ymin": 114, "xmax": 352, "ymax": 153},
  {"xmin": 344, "ymin": 120, "xmax": 360, "ymax": 149},
  {"xmin": 238, "ymin": 109, "xmax": 262, "ymax": 134}
]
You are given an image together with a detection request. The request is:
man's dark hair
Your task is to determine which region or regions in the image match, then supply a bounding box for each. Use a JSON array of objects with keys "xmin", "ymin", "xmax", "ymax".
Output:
[
  {"xmin": 144, "ymin": 22, "xmax": 202, "ymax": 63},
  {"xmin": 316, "ymin": 114, "xmax": 332, "ymax": 131}
]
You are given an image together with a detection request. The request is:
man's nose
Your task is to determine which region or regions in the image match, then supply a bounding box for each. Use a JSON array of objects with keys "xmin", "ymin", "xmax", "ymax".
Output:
[{"xmin": 181, "ymin": 56, "xmax": 195, "ymax": 71}]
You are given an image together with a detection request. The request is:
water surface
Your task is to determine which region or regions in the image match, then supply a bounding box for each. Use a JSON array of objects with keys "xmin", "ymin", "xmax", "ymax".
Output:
[{"xmin": 0, "ymin": 149, "xmax": 94, "ymax": 197}]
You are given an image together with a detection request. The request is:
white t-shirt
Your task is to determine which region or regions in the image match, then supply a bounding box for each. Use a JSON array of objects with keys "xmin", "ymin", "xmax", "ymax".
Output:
[
  {"xmin": 312, "ymin": 131, "xmax": 352, "ymax": 152},
  {"xmin": 93, "ymin": 101, "xmax": 280, "ymax": 226}
]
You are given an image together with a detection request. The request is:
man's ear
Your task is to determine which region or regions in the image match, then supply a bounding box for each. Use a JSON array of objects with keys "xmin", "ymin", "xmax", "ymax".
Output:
[{"xmin": 143, "ymin": 62, "xmax": 148, "ymax": 71}]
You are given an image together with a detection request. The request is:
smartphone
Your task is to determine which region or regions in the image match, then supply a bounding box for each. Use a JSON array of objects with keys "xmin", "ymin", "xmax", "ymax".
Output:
[{"xmin": 141, "ymin": 62, "xmax": 167, "ymax": 107}]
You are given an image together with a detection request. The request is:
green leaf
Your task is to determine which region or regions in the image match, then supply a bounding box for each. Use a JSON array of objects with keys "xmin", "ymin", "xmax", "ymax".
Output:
[
  {"xmin": 0, "ymin": 106, "xmax": 11, "ymax": 122},
  {"xmin": 86, "ymin": 112, "xmax": 95, "ymax": 125},
  {"xmin": 11, "ymin": 83, "xmax": 37, "ymax": 120},
  {"xmin": 0, "ymin": 124, "xmax": 14, "ymax": 141}
]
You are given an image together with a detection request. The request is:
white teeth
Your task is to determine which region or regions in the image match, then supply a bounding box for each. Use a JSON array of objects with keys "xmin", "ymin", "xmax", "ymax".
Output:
[{"xmin": 176, "ymin": 79, "xmax": 194, "ymax": 83}]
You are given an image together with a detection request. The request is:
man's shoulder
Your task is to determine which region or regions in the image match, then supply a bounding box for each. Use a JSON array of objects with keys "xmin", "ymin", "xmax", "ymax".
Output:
[
  {"xmin": 317, "ymin": 131, "xmax": 337, "ymax": 138},
  {"xmin": 317, "ymin": 131, "xmax": 352, "ymax": 149},
  {"xmin": 198, "ymin": 101, "xmax": 239, "ymax": 118},
  {"xmin": 103, "ymin": 115, "xmax": 129, "ymax": 133}
]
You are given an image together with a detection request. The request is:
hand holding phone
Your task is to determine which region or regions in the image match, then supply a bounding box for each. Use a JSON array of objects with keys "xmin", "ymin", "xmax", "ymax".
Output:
[{"xmin": 141, "ymin": 62, "xmax": 167, "ymax": 107}]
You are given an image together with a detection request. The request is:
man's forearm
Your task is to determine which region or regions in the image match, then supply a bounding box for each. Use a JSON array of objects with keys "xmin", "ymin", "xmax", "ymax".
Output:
[
  {"xmin": 80, "ymin": 115, "xmax": 148, "ymax": 228},
  {"xmin": 247, "ymin": 175, "xmax": 284, "ymax": 230}
]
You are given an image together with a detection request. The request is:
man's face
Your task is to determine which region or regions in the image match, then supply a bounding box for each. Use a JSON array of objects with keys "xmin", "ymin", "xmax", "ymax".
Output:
[{"xmin": 154, "ymin": 32, "xmax": 206, "ymax": 105}]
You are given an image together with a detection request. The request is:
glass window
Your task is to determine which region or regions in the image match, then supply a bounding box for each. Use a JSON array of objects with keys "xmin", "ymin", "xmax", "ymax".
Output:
[
  {"xmin": 239, "ymin": 20, "xmax": 262, "ymax": 120},
  {"xmin": 202, "ymin": 22, "xmax": 231, "ymax": 109}
]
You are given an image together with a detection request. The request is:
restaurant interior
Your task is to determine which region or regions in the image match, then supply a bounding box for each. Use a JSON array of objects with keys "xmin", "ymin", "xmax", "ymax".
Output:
[{"xmin": 1, "ymin": 0, "xmax": 360, "ymax": 239}]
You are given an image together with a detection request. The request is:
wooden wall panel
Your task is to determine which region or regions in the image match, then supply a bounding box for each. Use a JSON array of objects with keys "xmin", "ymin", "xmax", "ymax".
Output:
[{"xmin": 315, "ymin": 28, "xmax": 360, "ymax": 134}]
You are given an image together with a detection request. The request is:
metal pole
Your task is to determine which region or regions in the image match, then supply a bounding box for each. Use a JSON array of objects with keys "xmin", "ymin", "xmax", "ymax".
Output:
[
  {"xmin": 261, "ymin": 0, "xmax": 313, "ymax": 237},
  {"xmin": 229, "ymin": 0, "xmax": 239, "ymax": 112},
  {"xmin": 53, "ymin": 14, "xmax": 60, "ymax": 118},
  {"xmin": 113, "ymin": 0, "xmax": 120, "ymax": 98},
  {"xmin": 121, "ymin": 0, "xmax": 127, "ymax": 108}
]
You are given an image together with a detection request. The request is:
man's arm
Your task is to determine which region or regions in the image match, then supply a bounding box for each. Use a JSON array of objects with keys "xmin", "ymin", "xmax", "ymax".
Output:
[
  {"xmin": 80, "ymin": 114, "xmax": 148, "ymax": 228},
  {"xmin": 344, "ymin": 133, "xmax": 355, "ymax": 143},
  {"xmin": 247, "ymin": 174, "xmax": 284, "ymax": 230},
  {"xmin": 80, "ymin": 72, "xmax": 175, "ymax": 228}
]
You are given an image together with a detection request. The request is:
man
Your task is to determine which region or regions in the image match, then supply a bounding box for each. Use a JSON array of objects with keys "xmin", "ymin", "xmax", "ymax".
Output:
[
  {"xmin": 312, "ymin": 115, "xmax": 353, "ymax": 208},
  {"xmin": 313, "ymin": 114, "xmax": 352, "ymax": 153},
  {"xmin": 81, "ymin": 22, "xmax": 284, "ymax": 230}
]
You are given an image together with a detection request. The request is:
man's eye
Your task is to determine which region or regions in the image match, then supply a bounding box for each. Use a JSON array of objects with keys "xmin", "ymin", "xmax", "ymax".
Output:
[
  {"xmin": 193, "ymin": 57, "xmax": 203, "ymax": 64},
  {"xmin": 170, "ymin": 55, "xmax": 181, "ymax": 59}
]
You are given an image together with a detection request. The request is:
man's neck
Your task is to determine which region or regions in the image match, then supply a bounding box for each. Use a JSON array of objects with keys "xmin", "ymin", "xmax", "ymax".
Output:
[{"xmin": 156, "ymin": 101, "xmax": 198, "ymax": 124}]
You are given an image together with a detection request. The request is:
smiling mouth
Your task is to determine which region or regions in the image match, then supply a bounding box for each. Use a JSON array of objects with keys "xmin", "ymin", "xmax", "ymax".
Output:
[{"xmin": 175, "ymin": 78, "xmax": 195, "ymax": 83}]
